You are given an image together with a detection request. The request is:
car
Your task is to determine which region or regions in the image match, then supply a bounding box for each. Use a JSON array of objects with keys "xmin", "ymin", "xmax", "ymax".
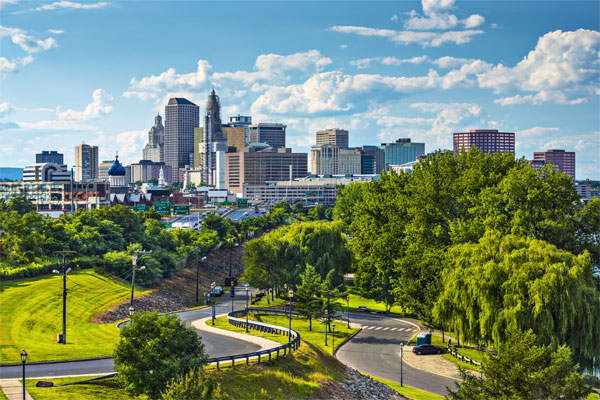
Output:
[
  {"xmin": 356, "ymin": 306, "xmax": 370, "ymax": 312},
  {"xmin": 211, "ymin": 286, "xmax": 224, "ymax": 296},
  {"xmin": 412, "ymin": 344, "xmax": 444, "ymax": 355}
]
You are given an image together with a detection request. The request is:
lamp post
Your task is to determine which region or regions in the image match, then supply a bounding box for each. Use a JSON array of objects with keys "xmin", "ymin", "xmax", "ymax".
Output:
[
  {"xmin": 332, "ymin": 323, "xmax": 335, "ymax": 352},
  {"xmin": 195, "ymin": 253, "xmax": 207, "ymax": 304},
  {"xmin": 53, "ymin": 250, "xmax": 75, "ymax": 344},
  {"xmin": 284, "ymin": 283, "xmax": 288, "ymax": 315},
  {"xmin": 288, "ymin": 289, "xmax": 294, "ymax": 342},
  {"xmin": 131, "ymin": 249, "xmax": 151, "ymax": 307},
  {"xmin": 20, "ymin": 350, "xmax": 27, "ymax": 400},
  {"xmin": 245, "ymin": 283, "xmax": 250, "ymax": 333},
  {"xmin": 210, "ymin": 282, "xmax": 216, "ymax": 326},
  {"xmin": 128, "ymin": 306, "xmax": 135, "ymax": 326},
  {"xmin": 227, "ymin": 237, "xmax": 239, "ymax": 282},
  {"xmin": 346, "ymin": 295, "xmax": 350, "ymax": 329},
  {"xmin": 324, "ymin": 310, "xmax": 328, "ymax": 346},
  {"xmin": 400, "ymin": 341, "xmax": 405, "ymax": 387}
]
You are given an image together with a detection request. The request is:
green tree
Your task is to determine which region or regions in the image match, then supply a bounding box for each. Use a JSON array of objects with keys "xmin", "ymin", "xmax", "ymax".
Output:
[
  {"xmin": 434, "ymin": 231, "xmax": 600, "ymax": 369},
  {"xmin": 448, "ymin": 329, "xmax": 591, "ymax": 400},
  {"xmin": 320, "ymin": 269, "xmax": 346, "ymax": 332},
  {"xmin": 162, "ymin": 368, "xmax": 227, "ymax": 400},
  {"xmin": 333, "ymin": 182, "xmax": 367, "ymax": 226},
  {"xmin": 0, "ymin": 195, "xmax": 37, "ymax": 215},
  {"xmin": 295, "ymin": 264, "xmax": 323, "ymax": 330},
  {"xmin": 113, "ymin": 311, "xmax": 208, "ymax": 399}
]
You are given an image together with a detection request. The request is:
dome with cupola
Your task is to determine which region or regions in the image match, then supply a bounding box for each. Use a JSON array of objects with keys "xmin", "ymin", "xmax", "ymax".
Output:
[{"xmin": 107, "ymin": 154, "xmax": 126, "ymax": 176}]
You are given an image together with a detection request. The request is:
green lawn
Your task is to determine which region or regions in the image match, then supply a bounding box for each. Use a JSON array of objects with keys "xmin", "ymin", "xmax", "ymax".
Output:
[
  {"xmin": 347, "ymin": 288, "xmax": 407, "ymax": 316},
  {"xmin": 24, "ymin": 376, "xmax": 146, "ymax": 400},
  {"xmin": 0, "ymin": 270, "xmax": 149, "ymax": 363},
  {"xmin": 252, "ymin": 294, "xmax": 287, "ymax": 308},
  {"xmin": 369, "ymin": 375, "xmax": 445, "ymax": 400}
]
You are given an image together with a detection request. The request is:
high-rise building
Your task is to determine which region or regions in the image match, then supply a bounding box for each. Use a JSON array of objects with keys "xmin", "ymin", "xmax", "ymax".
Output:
[
  {"xmin": 99, "ymin": 160, "xmax": 113, "ymax": 181},
  {"xmin": 453, "ymin": 129, "xmax": 515, "ymax": 155},
  {"xmin": 164, "ymin": 98, "xmax": 199, "ymax": 183},
  {"xmin": 529, "ymin": 149, "xmax": 575, "ymax": 180},
  {"xmin": 36, "ymin": 151, "xmax": 64, "ymax": 164},
  {"xmin": 74, "ymin": 144, "xmax": 99, "ymax": 182},
  {"xmin": 130, "ymin": 160, "xmax": 172, "ymax": 185},
  {"xmin": 143, "ymin": 113, "xmax": 165, "ymax": 162},
  {"xmin": 316, "ymin": 129, "xmax": 349, "ymax": 148},
  {"xmin": 249, "ymin": 123, "xmax": 286, "ymax": 148},
  {"xmin": 359, "ymin": 145, "xmax": 386, "ymax": 174},
  {"xmin": 381, "ymin": 138, "xmax": 425, "ymax": 167},
  {"xmin": 197, "ymin": 89, "xmax": 228, "ymax": 185},
  {"xmin": 23, "ymin": 163, "xmax": 71, "ymax": 182},
  {"xmin": 311, "ymin": 144, "xmax": 362, "ymax": 175},
  {"xmin": 225, "ymin": 144, "xmax": 308, "ymax": 195},
  {"xmin": 222, "ymin": 126, "xmax": 246, "ymax": 151}
]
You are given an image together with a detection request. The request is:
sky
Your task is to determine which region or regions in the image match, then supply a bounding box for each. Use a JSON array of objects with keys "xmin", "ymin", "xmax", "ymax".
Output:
[{"xmin": 1, "ymin": 0, "xmax": 599, "ymax": 179}]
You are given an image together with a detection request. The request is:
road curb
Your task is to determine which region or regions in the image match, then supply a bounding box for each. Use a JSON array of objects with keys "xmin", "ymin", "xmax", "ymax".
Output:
[{"xmin": 333, "ymin": 327, "xmax": 363, "ymax": 357}]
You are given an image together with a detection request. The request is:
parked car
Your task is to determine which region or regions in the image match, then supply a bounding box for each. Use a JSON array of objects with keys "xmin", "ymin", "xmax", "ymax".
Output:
[
  {"xmin": 412, "ymin": 344, "xmax": 444, "ymax": 355},
  {"xmin": 211, "ymin": 286, "xmax": 224, "ymax": 296},
  {"xmin": 356, "ymin": 306, "xmax": 370, "ymax": 312}
]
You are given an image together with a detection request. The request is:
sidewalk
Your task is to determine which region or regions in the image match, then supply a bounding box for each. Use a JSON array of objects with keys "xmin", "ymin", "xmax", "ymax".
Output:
[{"xmin": 0, "ymin": 379, "xmax": 34, "ymax": 400}]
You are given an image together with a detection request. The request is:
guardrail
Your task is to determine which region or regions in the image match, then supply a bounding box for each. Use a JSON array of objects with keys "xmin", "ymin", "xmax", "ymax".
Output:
[
  {"xmin": 204, "ymin": 308, "xmax": 300, "ymax": 370},
  {"xmin": 447, "ymin": 345, "xmax": 481, "ymax": 366}
]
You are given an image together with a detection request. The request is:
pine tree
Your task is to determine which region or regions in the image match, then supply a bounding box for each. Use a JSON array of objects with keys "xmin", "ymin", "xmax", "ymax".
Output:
[{"xmin": 295, "ymin": 264, "xmax": 322, "ymax": 330}]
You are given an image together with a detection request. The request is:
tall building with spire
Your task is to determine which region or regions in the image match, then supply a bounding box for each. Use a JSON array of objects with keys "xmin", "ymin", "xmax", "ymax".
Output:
[
  {"xmin": 164, "ymin": 98, "xmax": 199, "ymax": 183},
  {"xmin": 143, "ymin": 113, "xmax": 165, "ymax": 162},
  {"xmin": 197, "ymin": 89, "xmax": 228, "ymax": 185}
]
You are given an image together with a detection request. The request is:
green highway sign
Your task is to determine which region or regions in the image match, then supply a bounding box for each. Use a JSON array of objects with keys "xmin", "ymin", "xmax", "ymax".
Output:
[
  {"xmin": 160, "ymin": 221, "xmax": 172, "ymax": 228},
  {"xmin": 221, "ymin": 201, "xmax": 232, "ymax": 207},
  {"xmin": 133, "ymin": 204, "xmax": 151, "ymax": 212},
  {"xmin": 237, "ymin": 198, "xmax": 248, "ymax": 208},
  {"xmin": 154, "ymin": 200, "xmax": 171, "ymax": 216},
  {"xmin": 173, "ymin": 205, "xmax": 190, "ymax": 215}
]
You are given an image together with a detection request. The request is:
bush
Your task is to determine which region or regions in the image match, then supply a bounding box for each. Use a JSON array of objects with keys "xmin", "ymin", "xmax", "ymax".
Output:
[{"xmin": 162, "ymin": 368, "xmax": 228, "ymax": 400}]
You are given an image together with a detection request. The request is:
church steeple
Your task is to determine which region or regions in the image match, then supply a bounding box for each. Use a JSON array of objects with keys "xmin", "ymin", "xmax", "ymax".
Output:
[{"xmin": 205, "ymin": 88, "xmax": 224, "ymax": 142}]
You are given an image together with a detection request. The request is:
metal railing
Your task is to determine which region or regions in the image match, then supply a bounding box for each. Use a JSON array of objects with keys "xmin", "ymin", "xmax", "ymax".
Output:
[{"xmin": 205, "ymin": 308, "xmax": 301, "ymax": 370}]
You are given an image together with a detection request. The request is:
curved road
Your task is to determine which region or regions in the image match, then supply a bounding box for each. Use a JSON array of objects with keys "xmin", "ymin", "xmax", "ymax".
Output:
[
  {"xmin": 336, "ymin": 312, "xmax": 457, "ymax": 397},
  {"xmin": 0, "ymin": 291, "xmax": 259, "ymax": 379}
]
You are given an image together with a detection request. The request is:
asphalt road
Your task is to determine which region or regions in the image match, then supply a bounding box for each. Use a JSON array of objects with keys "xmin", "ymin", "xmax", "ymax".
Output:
[
  {"xmin": 0, "ymin": 291, "xmax": 259, "ymax": 379},
  {"xmin": 337, "ymin": 312, "xmax": 457, "ymax": 397}
]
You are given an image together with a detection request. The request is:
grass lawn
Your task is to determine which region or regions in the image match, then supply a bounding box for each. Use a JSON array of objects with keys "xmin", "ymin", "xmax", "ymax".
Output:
[
  {"xmin": 347, "ymin": 287, "xmax": 407, "ymax": 316},
  {"xmin": 24, "ymin": 376, "xmax": 146, "ymax": 400},
  {"xmin": 0, "ymin": 387, "xmax": 7, "ymax": 400},
  {"xmin": 251, "ymin": 295, "xmax": 287, "ymax": 308},
  {"xmin": 369, "ymin": 375, "xmax": 445, "ymax": 400},
  {"xmin": 0, "ymin": 270, "xmax": 149, "ymax": 363}
]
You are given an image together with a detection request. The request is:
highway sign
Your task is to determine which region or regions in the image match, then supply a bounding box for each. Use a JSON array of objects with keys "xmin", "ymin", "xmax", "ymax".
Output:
[
  {"xmin": 133, "ymin": 204, "xmax": 150, "ymax": 212},
  {"xmin": 154, "ymin": 200, "xmax": 171, "ymax": 216},
  {"xmin": 160, "ymin": 221, "xmax": 172, "ymax": 228},
  {"xmin": 173, "ymin": 205, "xmax": 190, "ymax": 215},
  {"xmin": 238, "ymin": 198, "xmax": 248, "ymax": 208}
]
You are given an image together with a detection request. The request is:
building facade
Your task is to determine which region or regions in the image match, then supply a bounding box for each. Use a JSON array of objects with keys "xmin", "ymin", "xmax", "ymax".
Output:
[
  {"xmin": 249, "ymin": 123, "xmax": 286, "ymax": 149},
  {"xmin": 164, "ymin": 98, "xmax": 199, "ymax": 183},
  {"xmin": 453, "ymin": 129, "xmax": 515, "ymax": 155},
  {"xmin": 359, "ymin": 145, "xmax": 386, "ymax": 174},
  {"xmin": 311, "ymin": 145, "xmax": 362, "ymax": 175},
  {"xmin": 225, "ymin": 144, "xmax": 308, "ymax": 195},
  {"xmin": 0, "ymin": 181, "xmax": 110, "ymax": 211},
  {"xmin": 36, "ymin": 151, "xmax": 64, "ymax": 164},
  {"xmin": 23, "ymin": 163, "xmax": 71, "ymax": 182},
  {"xmin": 74, "ymin": 144, "xmax": 99, "ymax": 182},
  {"xmin": 143, "ymin": 113, "xmax": 165, "ymax": 163},
  {"xmin": 530, "ymin": 149, "xmax": 575, "ymax": 180},
  {"xmin": 197, "ymin": 90, "xmax": 227, "ymax": 185},
  {"xmin": 382, "ymin": 138, "xmax": 425, "ymax": 167},
  {"xmin": 130, "ymin": 160, "xmax": 172, "ymax": 185},
  {"xmin": 222, "ymin": 126, "xmax": 246, "ymax": 151},
  {"xmin": 316, "ymin": 129, "xmax": 349, "ymax": 148},
  {"xmin": 224, "ymin": 115, "xmax": 252, "ymax": 144}
]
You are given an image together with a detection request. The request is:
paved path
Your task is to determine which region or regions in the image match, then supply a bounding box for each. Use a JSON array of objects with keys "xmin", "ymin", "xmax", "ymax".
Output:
[
  {"xmin": 0, "ymin": 379, "xmax": 33, "ymax": 400},
  {"xmin": 191, "ymin": 315, "xmax": 281, "ymax": 351},
  {"xmin": 336, "ymin": 312, "xmax": 457, "ymax": 397}
]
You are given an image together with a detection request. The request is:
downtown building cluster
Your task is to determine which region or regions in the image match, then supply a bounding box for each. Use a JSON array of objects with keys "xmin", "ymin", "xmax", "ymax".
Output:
[{"xmin": 0, "ymin": 91, "xmax": 591, "ymax": 212}]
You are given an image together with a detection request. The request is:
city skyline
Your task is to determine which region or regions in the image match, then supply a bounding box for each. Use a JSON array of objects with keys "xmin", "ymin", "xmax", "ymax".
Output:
[{"xmin": 0, "ymin": 1, "xmax": 598, "ymax": 178}]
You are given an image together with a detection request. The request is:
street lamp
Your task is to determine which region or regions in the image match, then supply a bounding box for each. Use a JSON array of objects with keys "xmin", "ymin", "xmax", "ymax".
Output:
[
  {"xmin": 20, "ymin": 349, "xmax": 27, "ymax": 400},
  {"xmin": 346, "ymin": 294, "xmax": 350, "ymax": 329},
  {"xmin": 131, "ymin": 250, "xmax": 151, "ymax": 307},
  {"xmin": 244, "ymin": 283, "xmax": 250, "ymax": 333},
  {"xmin": 332, "ymin": 323, "xmax": 335, "ymax": 352},
  {"xmin": 284, "ymin": 284, "xmax": 288, "ymax": 315},
  {"xmin": 288, "ymin": 290, "xmax": 294, "ymax": 342},
  {"xmin": 400, "ymin": 341, "xmax": 405, "ymax": 387},
  {"xmin": 324, "ymin": 310, "xmax": 328, "ymax": 346},
  {"xmin": 128, "ymin": 306, "xmax": 135, "ymax": 325},
  {"xmin": 53, "ymin": 250, "xmax": 74, "ymax": 344},
  {"xmin": 195, "ymin": 254, "xmax": 207, "ymax": 304},
  {"xmin": 210, "ymin": 282, "xmax": 216, "ymax": 326},
  {"xmin": 227, "ymin": 238, "xmax": 239, "ymax": 282}
]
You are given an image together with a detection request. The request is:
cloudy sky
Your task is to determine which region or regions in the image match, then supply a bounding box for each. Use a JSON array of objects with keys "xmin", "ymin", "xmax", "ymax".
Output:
[{"xmin": 1, "ymin": 0, "xmax": 599, "ymax": 178}]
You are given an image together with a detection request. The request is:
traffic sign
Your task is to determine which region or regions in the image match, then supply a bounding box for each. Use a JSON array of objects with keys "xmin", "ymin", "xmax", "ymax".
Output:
[
  {"xmin": 238, "ymin": 198, "xmax": 248, "ymax": 208},
  {"xmin": 160, "ymin": 221, "xmax": 172, "ymax": 228},
  {"xmin": 133, "ymin": 204, "xmax": 151, "ymax": 212},
  {"xmin": 154, "ymin": 201, "xmax": 171, "ymax": 216},
  {"xmin": 173, "ymin": 205, "xmax": 190, "ymax": 215}
]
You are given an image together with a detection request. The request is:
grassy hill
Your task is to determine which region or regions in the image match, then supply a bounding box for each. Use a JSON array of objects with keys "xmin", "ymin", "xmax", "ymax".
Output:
[{"xmin": 0, "ymin": 270, "xmax": 148, "ymax": 363}]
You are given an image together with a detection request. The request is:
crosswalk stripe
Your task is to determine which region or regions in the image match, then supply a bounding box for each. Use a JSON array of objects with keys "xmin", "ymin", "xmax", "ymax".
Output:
[
  {"xmin": 366, "ymin": 326, "xmax": 375, "ymax": 330},
  {"xmin": 382, "ymin": 327, "xmax": 390, "ymax": 331},
  {"xmin": 390, "ymin": 327, "xmax": 397, "ymax": 331},
  {"xmin": 398, "ymin": 327, "xmax": 405, "ymax": 331},
  {"xmin": 375, "ymin": 327, "xmax": 383, "ymax": 330}
]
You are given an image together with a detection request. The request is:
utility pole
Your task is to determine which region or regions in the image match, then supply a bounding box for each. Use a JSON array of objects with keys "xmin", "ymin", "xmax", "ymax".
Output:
[
  {"xmin": 195, "ymin": 246, "xmax": 207, "ymax": 304},
  {"xmin": 70, "ymin": 167, "xmax": 74, "ymax": 213},
  {"xmin": 131, "ymin": 249, "xmax": 151, "ymax": 306},
  {"xmin": 53, "ymin": 251, "xmax": 75, "ymax": 344}
]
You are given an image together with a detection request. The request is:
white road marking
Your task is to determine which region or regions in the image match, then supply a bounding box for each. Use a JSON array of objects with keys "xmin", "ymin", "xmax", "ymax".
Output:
[
  {"xmin": 398, "ymin": 327, "xmax": 405, "ymax": 331},
  {"xmin": 375, "ymin": 327, "xmax": 383, "ymax": 330},
  {"xmin": 382, "ymin": 327, "xmax": 390, "ymax": 331},
  {"xmin": 390, "ymin": 328, "xmax": 397, "ymax": 331}
]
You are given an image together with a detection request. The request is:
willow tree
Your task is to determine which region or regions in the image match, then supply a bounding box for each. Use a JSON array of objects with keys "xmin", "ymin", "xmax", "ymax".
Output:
[{"xmin": 434, "ymin": 231, "xmax": 600, "ymax": 369}]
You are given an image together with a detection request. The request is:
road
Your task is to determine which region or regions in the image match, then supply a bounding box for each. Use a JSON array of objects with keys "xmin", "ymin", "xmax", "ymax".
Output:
[
  {"xmin": 0, "ymin": 291, "xmax": 259, "ymax": 379},
  {"xmin": 336, "ymin": 312, "xmax": 457, "ymax": 397}
]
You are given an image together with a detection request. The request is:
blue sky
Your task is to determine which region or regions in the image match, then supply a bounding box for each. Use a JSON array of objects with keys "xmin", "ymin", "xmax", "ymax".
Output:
[{"xmin": 1, "ymin": 0, "xmax": 599, "ymax": 179}]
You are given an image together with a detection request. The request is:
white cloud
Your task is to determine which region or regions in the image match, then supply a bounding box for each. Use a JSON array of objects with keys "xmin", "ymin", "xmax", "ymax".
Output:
[
  {"xmin": 255, "ymin": 50, "xmax": 332, "ymax": 74},
  {"xmin": 351, "ymin": 55, "xmax": 428, "ymax": 69},
  {"xmin": 480, "ymin": 29, "xmax": 600, "ymax": 105},
  {"xmin": 330, "ymin": 25, "xmax": 484, "ymax": 47},
  {"xmin": 123, "ymin": 91, "xmax": 157, "ymax": 101},
  {"xmin": 0, "ymin": 102, "xmax": 13, "ymax": 117},
  {"xmin": 463, "ymin": 14, "xmax": 485, "ymax": 29},
  {"xmin": 516, "ymin": 126, "xmax": 560, "ymax": 137},
  {"xmin": 340, "ymin": 44, "xmax": 347, "ymax": 49},
  {"xmin": 0, "ymin": 25, "xmax": 57, "ymax": 53},
  {"xmin": 390, "ymin": 14, "xmax": 399, "ymax": 22},
  {"xmin": 17, "ymin": 120, "xmax": 98, "ymax": 131},
  {"xmin": 403, "ymin": 0, "xmax": 485, "ymax": 31},
  {"xmin": 58, "ymin": 89, "xmax": 113, "ymax": 121},
  {"xmin": 32, "ymin": 1, "xmax": 108, "ymax": 11},
  {"xmin": 94, "ymin": 129, "xmax": 147, "ymax": 162},
  {"xmin": 0, "ymin": 0, "xmax": 18, "ymax": 8},
  {"xmin": 48, "ymin": 29, "xmax": 64, "ymax": 34},
  {"xmin": 432, "ymin": 56, "xmax": 474, "ymax": 68},
  {"xmin": 0, "ymin": 57, "xmax": 17, "ymax": 76},
  {"xmin": 130, "ymin": 60, "xmax": 212, "ymax": 92}
]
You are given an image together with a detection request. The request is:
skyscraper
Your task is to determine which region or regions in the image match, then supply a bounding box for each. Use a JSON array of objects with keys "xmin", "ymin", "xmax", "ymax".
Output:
[
  {"xmin": 164, "ymin": 98, "xmax": 199, "ymax": 183},
  {"xmin": 316, "ymin": 129, "xmax": 349, "ymax": 148},
  {"xmin": 143, "ymin": 113, "xmax": 165, "ymax": 162},
  {"xmin": 530, "ymin": 149, "xmax": 575, "ymax": 180},
  {"xmin": 74, "ymin": 144, "xmax": 99, "ymax": 182},
  {"xmin": 197, "ymin": 89, "xmax": 228, "ymax": 185},
  {"xmin": 381, "ymin": 138, "xmax": 425, "ymax": 167},
  {"xmin": 36, "ymin": 150, "xmax": 64, "ymax": 164},
  {"xmin": 453, "ymin": 129, "xmax": 515, "ymax": 155},
  {"xmin": 249, "ymin": 123, "xmax": 286, "ymax": 148}
]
